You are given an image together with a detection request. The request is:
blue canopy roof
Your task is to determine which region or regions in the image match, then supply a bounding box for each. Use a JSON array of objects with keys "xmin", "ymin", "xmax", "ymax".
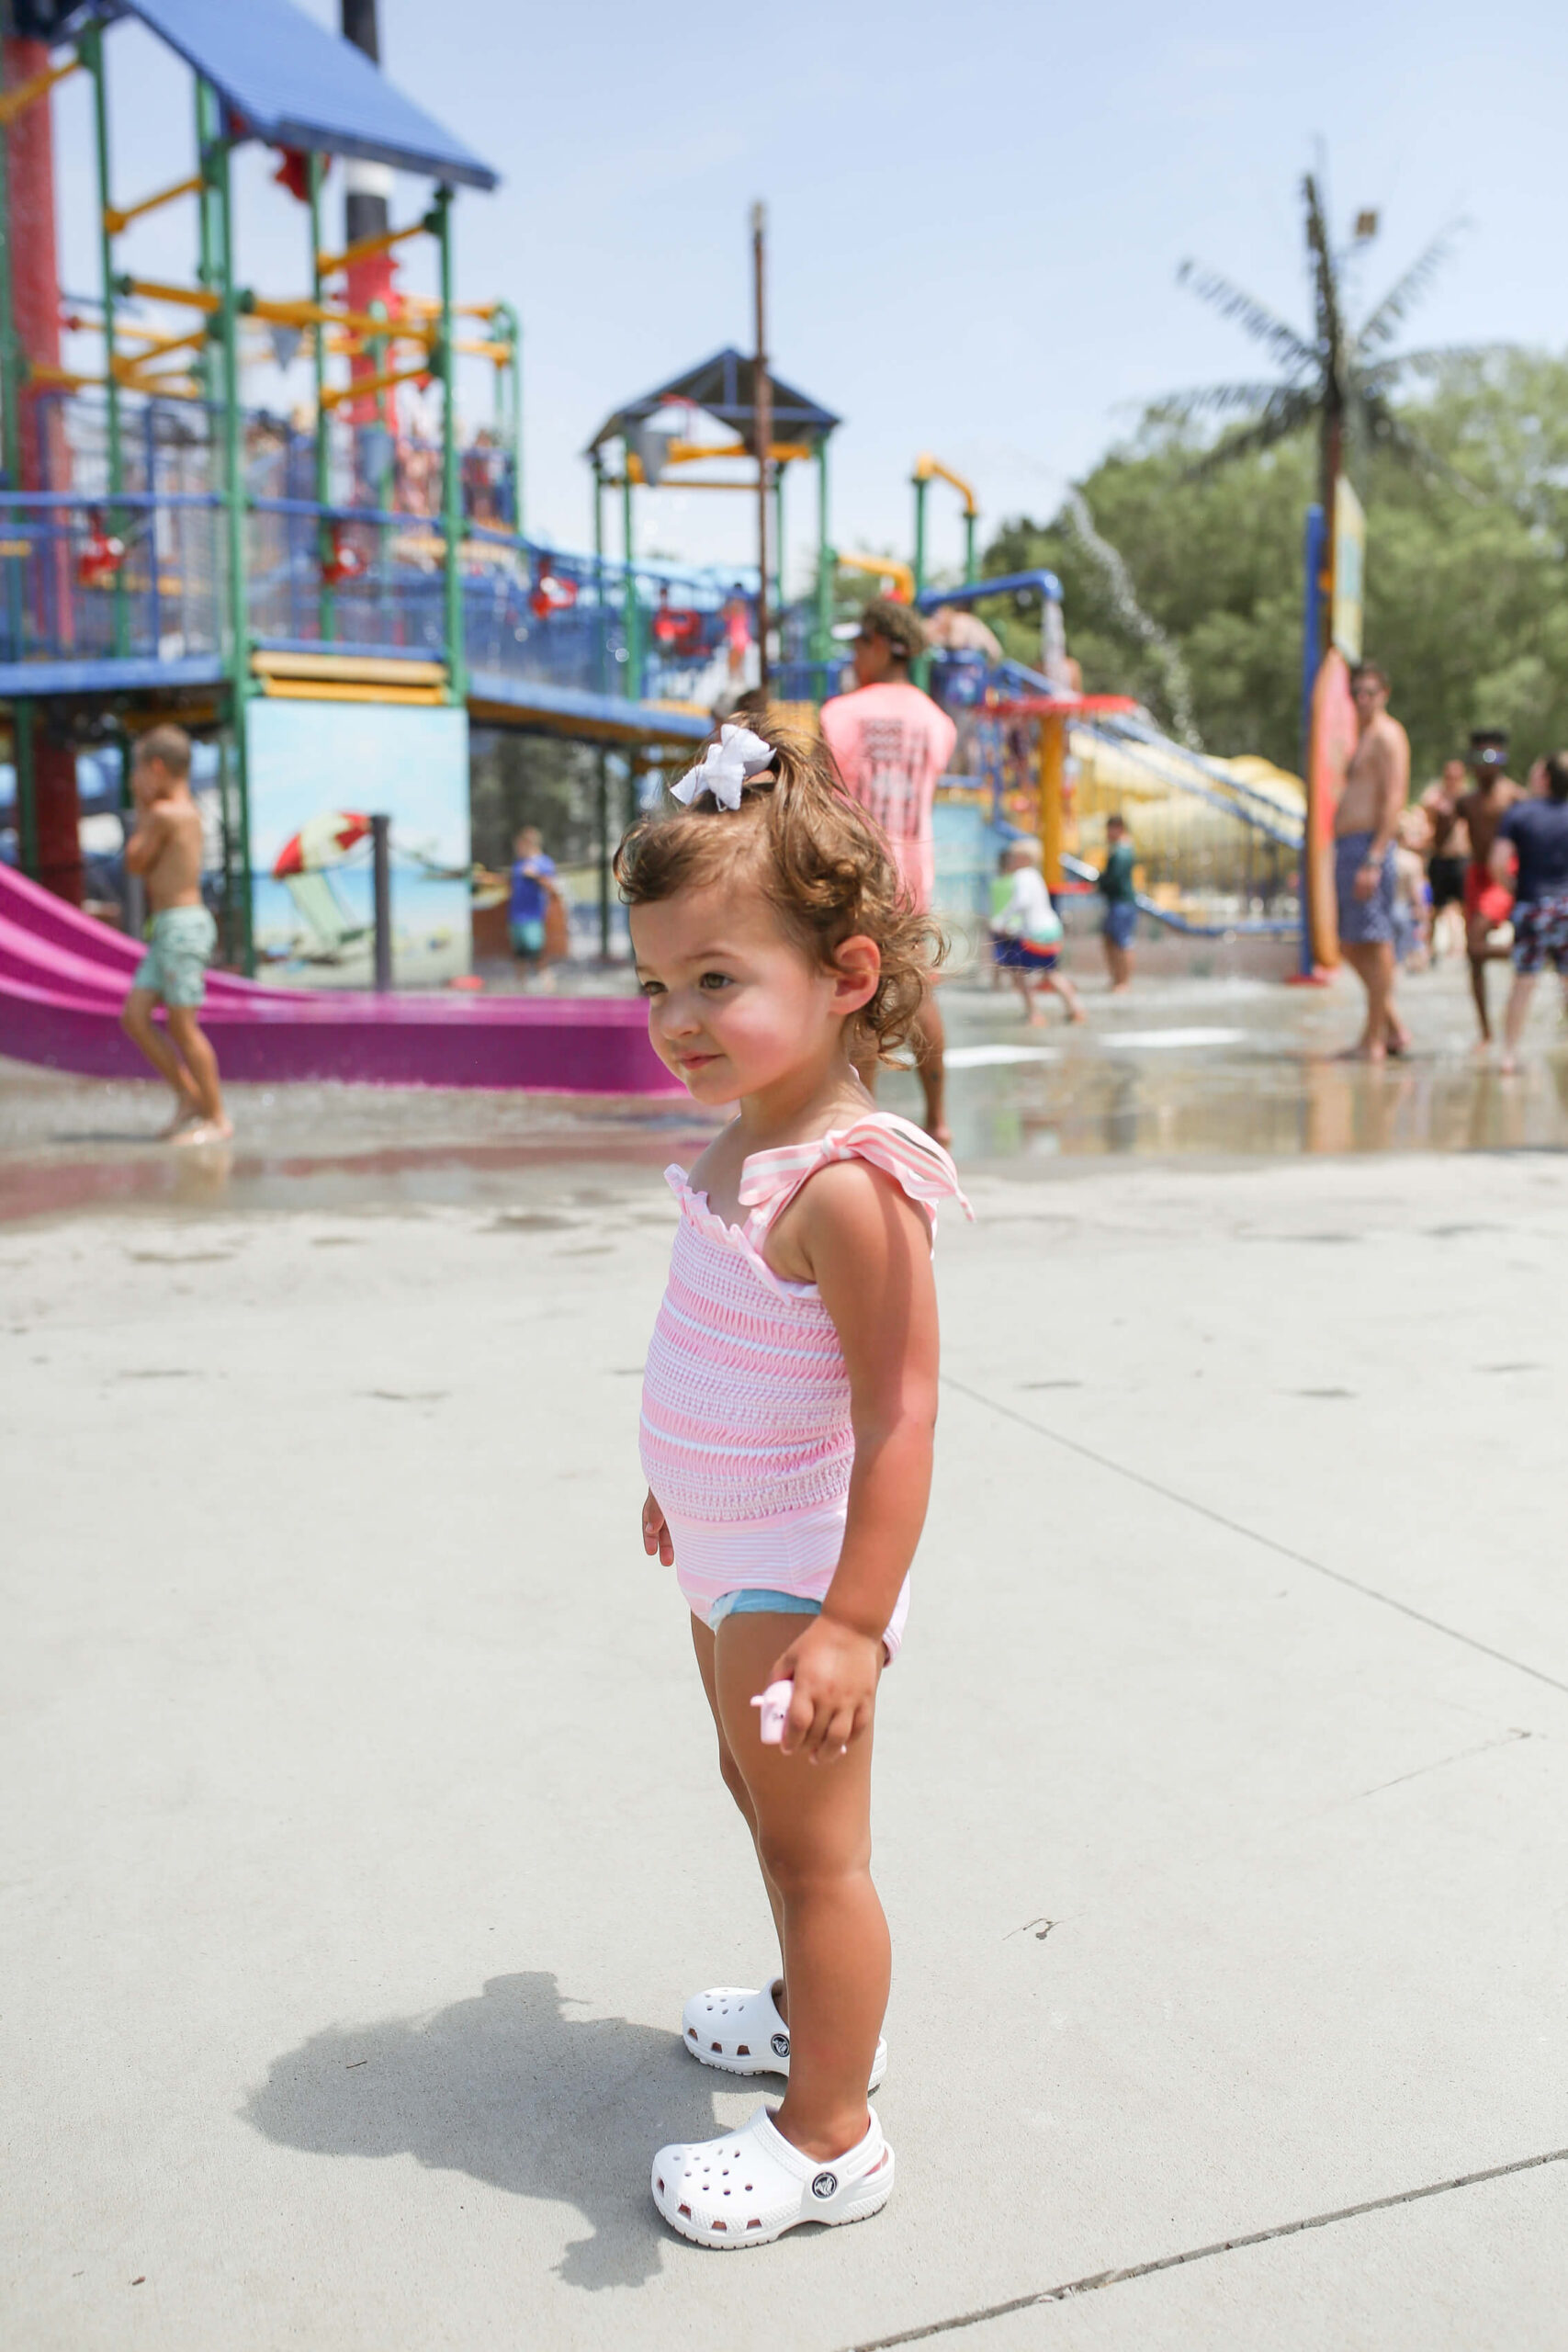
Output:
[{"xmin": 104, "ymin": 0, "xmax": 499, "ymax": 190}]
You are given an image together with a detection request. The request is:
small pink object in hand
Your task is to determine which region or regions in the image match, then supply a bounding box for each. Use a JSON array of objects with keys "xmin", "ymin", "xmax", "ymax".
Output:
[{"xmin": 750, "ymin": 1679, "xmax": 794, "ymax": 1745}]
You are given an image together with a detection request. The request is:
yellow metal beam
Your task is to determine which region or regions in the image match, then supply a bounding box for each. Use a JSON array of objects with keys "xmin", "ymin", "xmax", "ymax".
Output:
[
  {"xmin": 120, "ymin": 276, "xmax": 221, "ymax": 317},
  {"xmin": 26, "ymin": 363, "xmax": 102, "ymax": 392},
  {"xmin": 0, "ymin": 55, "xmax": 81, "ymax": 126},
  {"xmin": 838, "ymin": 550, "xmax": 917, "ymax": 601},
  {"xmin": 103, "ymin": 173, "xmax": 203, "ymax": 237},
  {"xmin": 660, "ymin": 439, "xmax": 812, "ymax": 468},
  {"xmin": 116, "ymin": 323, "xmax": 208, "ymax": 360},
  {"xmin": 261, "ymin": 677, "xmax": 447, "ymax": 706},
  {"xmin": 252, "ymin": 650, "xmax": 447, "ymax": 687},
  {"xmin": 116, "ymin": 280, "xmax": 434, "ymax": 345},
  {"xmin": 249, "ymin": 295, "xmax": 435, "ymax": 341},
  {"xmin": 397, "ymin": 297, "xmax": 499, "ymax": 322},
  {"xmin": 319, "ymin": 360, "xmax": 432, "ymax": 411},
  {"xmin": 119, "ymin": 373, "xmax": 204, "ymax": 403},
  {"xmin": 913, "ymin": 451, "xmax": 979, "ymax": 518},
  {"xmin": 315, "ymin": 217, "xmax": 431, "ymax": 278}
]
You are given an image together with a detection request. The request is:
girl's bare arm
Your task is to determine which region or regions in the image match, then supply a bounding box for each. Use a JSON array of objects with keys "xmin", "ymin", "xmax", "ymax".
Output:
[{"xmin": 768, "ymin": 1161, "xmax": 939, "ymax": 1758}]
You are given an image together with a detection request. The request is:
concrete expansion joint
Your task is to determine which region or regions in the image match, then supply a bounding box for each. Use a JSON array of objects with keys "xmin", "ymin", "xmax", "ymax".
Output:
[
  {"xmin": 843, "ymin": 2142, "xmax": 1568, "ymax": 2350},
  {"xmin": 943, "ymin": 1374, "xmax": 1568, "ymax": 1702}
]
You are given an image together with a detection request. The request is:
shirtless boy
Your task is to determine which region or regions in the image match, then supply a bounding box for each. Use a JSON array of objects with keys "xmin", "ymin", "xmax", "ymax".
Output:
[
  {"xmin": 120, "ymin": 725, "xmax": 230, "ymax": 1144},
  {"xmin": 1333, "ymin": 661, "xmax": 1411, "ymax": 1059},
  {"xmin": 1456, "ymin": 729, "xmax": 1523, "ymax": 1047},
  {"xmin": 1418, "ymin": 758, "xmax": 1471, "ymax": 958}
]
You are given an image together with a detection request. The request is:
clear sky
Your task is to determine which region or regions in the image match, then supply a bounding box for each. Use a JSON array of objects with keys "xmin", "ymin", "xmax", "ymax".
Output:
[{"xmin": 49, "ymin": 0, "xmax": 1568, "ymax": 593}]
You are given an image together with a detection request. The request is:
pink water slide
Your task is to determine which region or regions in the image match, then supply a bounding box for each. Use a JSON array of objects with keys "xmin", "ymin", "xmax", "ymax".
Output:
[{"xmin": 0, "ymin": 865, "xmax": 680, "ymax": 1094}]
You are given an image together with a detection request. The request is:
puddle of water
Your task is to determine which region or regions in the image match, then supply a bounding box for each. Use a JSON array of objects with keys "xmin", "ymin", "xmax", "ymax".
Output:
[
  {"xmin": 1099, "ymin": 1027, "xmax": 1245, "ymax": 1049},
  {"xmin": 944, "ymin": 1044, "xmax": 1058, "ymax": 1069},
  {"xmin": 2, "ymin": 964, "xmax": 1563, "ymax": 1226}
]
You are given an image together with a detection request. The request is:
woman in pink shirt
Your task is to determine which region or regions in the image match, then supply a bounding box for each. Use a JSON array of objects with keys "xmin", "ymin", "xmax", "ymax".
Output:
[{"xmin": 819, "ymin": 601, "xmax": 957, "ymax": 1144}]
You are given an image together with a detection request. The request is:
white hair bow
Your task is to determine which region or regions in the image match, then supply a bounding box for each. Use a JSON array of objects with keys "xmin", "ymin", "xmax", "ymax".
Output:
[{"xmin": 671, "ymin": 723, "xmax": 773, "ymax": 812}]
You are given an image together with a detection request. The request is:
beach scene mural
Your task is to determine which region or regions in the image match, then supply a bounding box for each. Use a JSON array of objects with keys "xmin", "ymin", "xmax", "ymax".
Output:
[{"xmin": 246, "ymin": 701, "xmax": 471, "ymax": 989}]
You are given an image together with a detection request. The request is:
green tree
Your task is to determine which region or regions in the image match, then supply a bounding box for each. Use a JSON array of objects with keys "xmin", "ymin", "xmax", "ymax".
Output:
[{"xmin": 976, "ymin": 352, "xmax": 1568, "ymax": 784}]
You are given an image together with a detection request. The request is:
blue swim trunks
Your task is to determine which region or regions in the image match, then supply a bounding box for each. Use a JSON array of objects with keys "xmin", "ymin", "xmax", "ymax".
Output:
[
  {"xmin": 132, "ymin": 905, "xmax": 216, "ymax": 1007},
  {"xmin": 1513, "ymin": 892, "xmax": 1568, "ymax": 976},
  {"xmin": 993, "ymin": 934, "xmax": 1062, "ymax": 971},
  {"xmin": 1103, "ymin": 900, "xmax": 1137, "ymax": 951},
  {"xmin": 1335, "ymin": 831, "xmax": 1396, "ymax": 946}
]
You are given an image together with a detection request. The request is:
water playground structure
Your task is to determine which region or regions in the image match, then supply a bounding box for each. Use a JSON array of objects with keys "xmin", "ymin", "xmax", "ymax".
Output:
[{"xmin": 0, "ymin": 0, "xmax": 1306, "ymax": 1094}]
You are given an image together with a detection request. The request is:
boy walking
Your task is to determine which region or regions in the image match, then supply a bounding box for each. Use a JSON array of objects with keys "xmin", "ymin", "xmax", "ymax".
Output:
[
  {"xmin": 1100, "ymin": 813, "xmax": 1138, "ymax": 990},
  {"xmin": 120, "ymin": 726, "xmax": 230, "ymax": 1145}
]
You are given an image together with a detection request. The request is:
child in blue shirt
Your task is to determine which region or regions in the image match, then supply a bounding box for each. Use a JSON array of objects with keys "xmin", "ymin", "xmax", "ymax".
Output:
[{"xmin": 509, "ymin": 826, "xmax": 558, "ymax": 974}]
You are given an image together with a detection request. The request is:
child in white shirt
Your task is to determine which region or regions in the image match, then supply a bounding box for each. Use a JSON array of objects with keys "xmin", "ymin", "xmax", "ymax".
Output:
[{"xmin": 989, "ymin": 841, "xmax": 1085, "ymax": 1025}]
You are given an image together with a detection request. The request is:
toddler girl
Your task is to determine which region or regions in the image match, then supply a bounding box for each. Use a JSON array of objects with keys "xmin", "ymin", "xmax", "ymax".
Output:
[{"xmin": 620, "ymin": 712, "xmax": 969, "ymax": 2248}]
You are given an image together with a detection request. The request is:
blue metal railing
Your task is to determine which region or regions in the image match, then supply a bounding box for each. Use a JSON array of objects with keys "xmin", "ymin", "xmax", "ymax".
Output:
[{"xmin": 0, "ymin": 481, "xmax": 758, "ymax": 710}]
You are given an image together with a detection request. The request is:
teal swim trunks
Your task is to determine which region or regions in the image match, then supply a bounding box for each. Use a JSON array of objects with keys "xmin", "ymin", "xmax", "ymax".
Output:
[{"xmin": 133, "ymin": 905, "xmax": 216, "ymax": 1008}]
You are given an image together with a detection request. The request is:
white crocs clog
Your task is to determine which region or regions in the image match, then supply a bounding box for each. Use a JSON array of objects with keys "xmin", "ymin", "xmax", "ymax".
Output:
[
  {"xmin": 682, "ymin": 1982, "xmax": 887, "ymax": 2091},
  {"xmin": 652, "ymin": 2105, "xmax": 894, "ymax": 2249}
]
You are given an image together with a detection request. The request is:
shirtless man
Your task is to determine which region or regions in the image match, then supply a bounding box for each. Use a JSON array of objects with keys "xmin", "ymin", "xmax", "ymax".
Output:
[
  {"xmin": 1456, "ymin": 729, "xmax": 1524, "ymax": 1047},
  {"xmin": 120, "ymin": 724, "xmax": 230, "ymax": 1144},
  {"xmin": 1418, "ymin": 758, "xmax": 1471, "ymax": 958},
  {"xmin": 1333, "ymin": 661, "xmax": 1411, "ymax": 1060}
]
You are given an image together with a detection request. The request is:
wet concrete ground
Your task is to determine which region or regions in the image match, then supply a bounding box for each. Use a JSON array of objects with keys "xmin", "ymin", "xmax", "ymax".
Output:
[{"xmin": 1, "ymin": 956, "xmax": 1563, "ymax": 1227}]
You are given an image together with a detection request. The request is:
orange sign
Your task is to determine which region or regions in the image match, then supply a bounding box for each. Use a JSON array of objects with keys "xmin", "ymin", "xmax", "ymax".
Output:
[{"xmin": 1306, "ymin": 648, "xmax": 1356, "ymax": 970}]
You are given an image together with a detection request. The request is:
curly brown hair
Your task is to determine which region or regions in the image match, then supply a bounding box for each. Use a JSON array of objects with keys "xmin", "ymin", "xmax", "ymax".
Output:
[
  {"xmin": 858, "ymin": 596, "xmax": 928, "ymax": 663},
  {"xmin": 615, "ymin": 706, "xmax": 942, "ymax": 1061}
]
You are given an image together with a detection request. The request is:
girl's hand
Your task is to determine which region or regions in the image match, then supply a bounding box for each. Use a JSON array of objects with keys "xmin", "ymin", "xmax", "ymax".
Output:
[
  {"xmin": 641, "ymin": 1489, "xmax": 674, "ymax": 1565},
  {"xmin": 770, "ymin": 1616, "xmax": 881, "ymax": 1763}
]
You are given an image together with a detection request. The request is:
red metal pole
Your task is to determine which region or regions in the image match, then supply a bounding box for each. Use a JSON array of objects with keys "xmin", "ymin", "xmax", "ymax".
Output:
[
  {"xmin": 339, "ymin": 4, "xmax": 399, "ymax": 478},
  {"xmin": 4, "ymin": 35, "xmax": 78, "ymax": 902}
]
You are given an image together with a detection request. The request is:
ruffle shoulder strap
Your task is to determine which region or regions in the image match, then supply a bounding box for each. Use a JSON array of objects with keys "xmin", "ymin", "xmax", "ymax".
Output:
[{"xmin": 738, "ymin": 1112, "xmax": 973, "ymax": 1244}]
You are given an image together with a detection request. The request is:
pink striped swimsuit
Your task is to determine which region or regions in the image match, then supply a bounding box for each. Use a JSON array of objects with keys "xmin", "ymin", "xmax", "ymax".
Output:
[{"xmin": 639, "ymin": 1111, "xmax": 971, "ymax": 1657}]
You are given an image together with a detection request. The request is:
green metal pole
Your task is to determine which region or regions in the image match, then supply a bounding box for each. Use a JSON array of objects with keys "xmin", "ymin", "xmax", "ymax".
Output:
[
  {"xmin": 308, "ymin": 149, "xmax": 334, "ymax": 642},
  {"xmin": 84, "ymin": 21, "xmax": 128, "ymax": 656},
  {"xmin": 596, "ymin": 746, "xmax": 610, "ymax": 959},
  {"xmin": 15, "ymin": 701, "xmax": 38, "ymax": 878},
  {"xmin": 911, "ymin": 475, "xmax": 930, "ymax": 689},
  {"xmin": 964, "ymin": 509, "xmax": 977, "ymax": 586},
  {"xmin": 212, "ymin": 129, "xmax": 254, "ymax": 973},
  {"xmin": 813, "ymin": 441, "xmax": 832, "ymax": 678},
  {"xmin": 620, "ymin": 448, "xmax": 637, "ymax": 700},
  {"xmin": 493, "ymin": 300, "xmax": 522, "ymax": 538},
  {"xmin": 216, "ymin": 721, "xmax": 237, "ymax": 965},
  {"xmin": 434, "ymin": 186, "xmax": 466, "ymax": 704},
  {"xmin": 912, "ymin": 473, "xmax": 927, "ymax": 603},
  {"xmin": 194, "ymin": 78, "xmax": 220, "ymax": 403},
  {"xmin": 592, "ymin": 449, "xmax": 607, "ymax": 695}
]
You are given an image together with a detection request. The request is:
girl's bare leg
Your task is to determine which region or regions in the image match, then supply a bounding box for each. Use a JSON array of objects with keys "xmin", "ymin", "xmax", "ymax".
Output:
[
  {"xmin": 714, "ymin": 1612, "xmax": 886, "ymax": 2163},
  {"xmin": 690, "ymin": 1614, "xmax": 785, "ymax": 1975}
]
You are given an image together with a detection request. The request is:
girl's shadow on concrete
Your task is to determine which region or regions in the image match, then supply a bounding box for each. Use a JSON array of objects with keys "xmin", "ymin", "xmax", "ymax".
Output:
[{"xmin": 243, "ymin": 1971, "xmax": 727, "ymax": 2290}]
